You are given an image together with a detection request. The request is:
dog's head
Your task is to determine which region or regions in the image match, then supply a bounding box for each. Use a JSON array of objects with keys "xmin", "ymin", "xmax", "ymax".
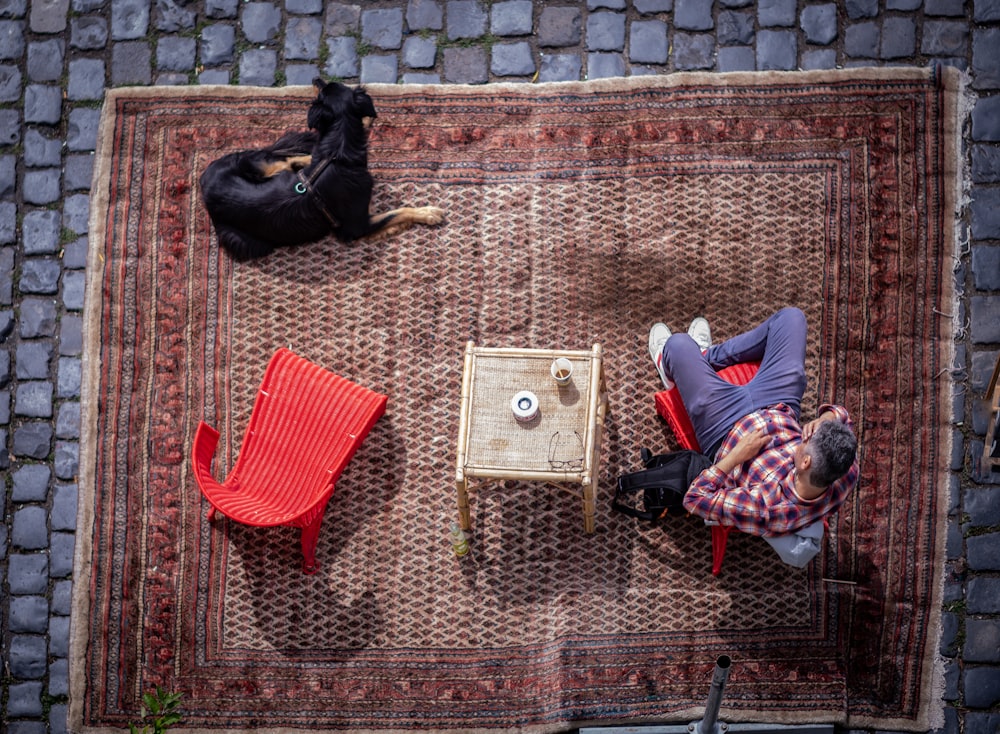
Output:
[{"xmin": 308, "ymin": 78, "xmax": 377, "ymax": 134}]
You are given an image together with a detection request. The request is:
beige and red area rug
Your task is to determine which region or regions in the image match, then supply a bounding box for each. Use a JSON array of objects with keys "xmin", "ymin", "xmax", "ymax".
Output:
[{"xmin": 73, "ymin": 69, "xmax": 962, "ymax": 733}]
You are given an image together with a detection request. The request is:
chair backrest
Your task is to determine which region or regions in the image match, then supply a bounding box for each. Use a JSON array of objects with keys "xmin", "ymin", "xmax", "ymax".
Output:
[{"xmin": 227, "ymin": 349, "xmax": 388, "ymax": 516}]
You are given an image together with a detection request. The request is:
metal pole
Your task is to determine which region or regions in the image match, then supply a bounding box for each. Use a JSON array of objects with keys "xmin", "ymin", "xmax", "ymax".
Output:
[{"xmin": 695, "ymin": 655, "xmax": 731, "ymax": 734}]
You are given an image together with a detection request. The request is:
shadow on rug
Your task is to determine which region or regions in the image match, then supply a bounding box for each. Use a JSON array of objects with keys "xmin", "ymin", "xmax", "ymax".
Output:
[{"xmin": 73, "ymin": 68, "xmax": 962, "ymax": 733}]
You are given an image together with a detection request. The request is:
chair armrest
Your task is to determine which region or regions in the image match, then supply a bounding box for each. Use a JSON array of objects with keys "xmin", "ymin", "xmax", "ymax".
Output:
[{"xmin": 191, "ymin": 420, "xmax": 225, "ymax": 495}]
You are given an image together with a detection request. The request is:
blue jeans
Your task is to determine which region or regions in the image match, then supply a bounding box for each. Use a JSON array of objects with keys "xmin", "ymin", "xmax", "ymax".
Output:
[{"xmin": 661, "ymin": 307, "xmax": 808, "ymax": 455}]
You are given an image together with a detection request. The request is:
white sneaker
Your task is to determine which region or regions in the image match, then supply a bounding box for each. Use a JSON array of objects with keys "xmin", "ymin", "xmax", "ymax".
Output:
[
  {"xmin": 688, "ymin": 317, "xmax": 712, "ymax": 352},
  {"xmin": 648, "ymin": 323, "xmax": 674, "ymax": 390}
]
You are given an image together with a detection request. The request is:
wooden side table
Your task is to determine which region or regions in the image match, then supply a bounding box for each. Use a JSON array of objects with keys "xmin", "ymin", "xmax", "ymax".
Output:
[{"xmin": 454, "ymin": 342, "xmax": 608, "ymax": 533}]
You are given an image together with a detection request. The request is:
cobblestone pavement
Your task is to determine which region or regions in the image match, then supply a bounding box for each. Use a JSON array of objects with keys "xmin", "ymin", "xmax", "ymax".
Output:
[{"xmin": 1, "ymin": 0, "xmax": 999, "ymax": 732}]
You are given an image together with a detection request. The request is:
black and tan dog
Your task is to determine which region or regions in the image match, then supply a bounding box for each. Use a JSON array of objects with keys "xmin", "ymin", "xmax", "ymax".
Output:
[{"xmin": 199, "ymin": 78, "xmax": 444, "ymax": 261}]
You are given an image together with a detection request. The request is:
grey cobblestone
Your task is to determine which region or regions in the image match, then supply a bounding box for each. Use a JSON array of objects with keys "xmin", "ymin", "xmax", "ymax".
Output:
[
  {"xmin": 285, "ymin": 16, "xmax": 320, "ymax": 61},
  {"xmin": 64, "ymin": 154, "xmax": 94, "ymax": 192},
  {"xmin": 443, "ymin": 45, "xmax": 486, "ymax": 83},
  {"xmin": 718, "ymin": 45, "xmax": 755, "ymax": 71},
  {"xmin": 403, "ymin": 36, "xmax": 437, "ymax": 69},
  {"xmin": 22, "ymin": 210, "xmax": 60, "ymax": 255},
  {"xmin": 200, "ymin": 23, "xmax": 234, "ymax": 66},
  {"xmin": 759, "ymin": 0, "xmax": 796, "ymax": 27},
  {"xmin": 635, "ymin": 0, "xmax": 672, "ymax": 11},
  {"xmin": 59, "ymin": 314, "xmax": 83, "ymax": 356},
  {"xmin": 972, "ymin": 29, "xmax": 1000, "ymax": 90},
  {"xmin": 972, "ymin": 246, "xmax": 1000, "ymax": 291},
  {"xmin": 15, "ymin": 342, "xmax": 52, "ymax": 379},
  {"xmin": 846, "ymin": 0, "xmax": 878, "ymax": 19},
  {"xmin": 446, "ymin": 0, "xmax": 487, "ymax": 41},
  {"xmin": 976, "ymin": 0, "xmax": 1000, "ymax": 22},
  {"xmin": 15, "ymin": 381, "xmax": 53, "ymax": 418},
  {"xmin": 205, "ymin": 0, "xmax": 237, "ymax": 19},
  {"xmin": 11, "ymin": 465, "xmax": 50, "ymax": 502},
  {"xmin": 586, "ymin": 11, "xmax": 625, "ymax": 51},
  {"xmin": 156, "ymin": 35, "xmax": 196, "ymax": 72},
  {"xmin": 674, "ymin": 0, "xmax": 713, "ymax": 31},
  {"xmin": 324, "ymin": 36, "xmax": 358, "ymax": 79},
  {"xmin": 971, "ymin": 186, "xmax": 1000, "ymax": 240},
  {"xmin": 324, "ymin": 3, "xmax": 359, "ymax": 35},
  {"xmin": 922, "ymin": 20, "xmax": 969, "ymax": 57},
  {"xmin": 51, "ymin": 579, "xmax": 72, "ymax": 616},
  {"xmin": 968, "ymin": 577, "xmax": 1000, "ymax": 614},
  {"xmin": 0, "ymin": 108, "xmax": 19, "ymax": 146},
  {"xmin": 67, "ymin": 56, "xmax": 105, "ymax": 99},
  {"xmin": 972, "ymin": 145, "xmax": 1000, "ymax": 183},
  {"xmin": 286, "ymin": 0, "xmax": 321, "ymax": 14},
  {"xmin": 20, "ymin": 258, "xmax": 61, "ymax": 294},
  {"xmin": 12, "ymin": 505, "xmax": 48, "ymax": 550},
  {"xmin": 156, "ymin": 0, "xmax": 196, "ymax": 33},
  {"xmin": 360, "ymin": 54, "xmax": 398, "ymax": 84},
  {"xmin": 758, "ymin": 29, "xmax": 796, "ymax": 69},
  {"xmin": 57, "ymin": 356, "xmax": 81, "ymax": 398},
  {"xmin": 845, "ymin": 21, "xmax": 879, "ymax": 59},
  {"xmin": 718, "ymin": 11, "xmax": 754, "ymax": 46},
  {"xmin": 24, "ymin": 84, "xmax": 62, "ymax": 124},
  {"xmin": 10, "ymin": 595, "xmax": 49, "ymax": 633},
  {"xmin": 538, "ymin": 6, "xmax": 581, "ymax": 47},
  {"xmin": 630, "ymin": 20, "xmax": 667, "ymax": 63},
  {"xmin": 973, "ymin": 96, "xmax": 1000, "ymax": 142},
  {"xmin": 8, "ymin": 681, "xmax": 45, "ymax": 717},
  {"xmin": 110, "ymin": 0, "xmax": 149, "ymax": 40},
  {"xmin": 0, "ymin": 19, "xmax": 25, "ymax": 59},
  {"xmin": 674, "ymin": 32, "xmax": 714, "ymax": 70},
  {"xmin": 881, "ymin": 17, "xmax": 916, "ymax": 59},
  {"xmin": 111, "ymin": 39, "xmax": 151, "ymax": 85},
  {"xmin": 26, "ymin": 38, "xmax": 63, "ymax": 81},
  {"xmin": 23, "ymin": 169, "xmax": 61, "ymax": 205},
  {"xmin": 239, "ymin": 47, "xmax": 276, "ymax": 85},
  {"xmin": 492, "ymin": 41, "xmax": 534, "ymax": 76},
  {"xmin": 538, "ymin": 52, "xmax": 581, "ymax": 82},
  {"xmin": 589, "ymin": 51, "xmax": 625, "ymax": 78},
  {"xmin": 491, "ymin": 0, "xmax": 532, "ymax": 36},
  {"xmin": 69, "ymin": 16, "xmax": 107, "ymax": 49},
  {"xmin": 242, "ymin": 3, "xmax": 281, "ymax": 44},
  {"xmin": 968, "ymin": 532, "xmax": 1000, "ymax": 571},
  {"xmin": 0, "ymin": 63, "xmax": 19, "ymax": 101},
  {"xmin": 362, "ymin": 8, "xmax": 403, "ymax": 50},
  {"xmin": 50, "ymin": 530, "xmax": 75, "ymax": 574},
  {"xmin": 50, "ymin": 484, "xmax": 80, "ymax": 530},
  {"xmin": 965, "ymin": 666, "xmax": 1000, "ymax": 708}
]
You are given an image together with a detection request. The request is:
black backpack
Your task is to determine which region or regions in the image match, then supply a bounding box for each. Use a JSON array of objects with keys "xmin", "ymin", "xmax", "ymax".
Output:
[{"xmin": 612, "ymin": 448, "xmax": 712, "ymax": 526}]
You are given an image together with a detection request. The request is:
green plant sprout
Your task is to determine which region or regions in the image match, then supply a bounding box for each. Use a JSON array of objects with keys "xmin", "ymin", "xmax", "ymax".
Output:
[{"xmin": 128, "ymin": 687, "xmax": 184, "ymax": 734}]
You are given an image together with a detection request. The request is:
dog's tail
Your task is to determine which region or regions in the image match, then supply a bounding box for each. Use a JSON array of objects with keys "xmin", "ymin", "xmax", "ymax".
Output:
[{"xmin": 211, "ymin": 221, "xmax": 276, "ymax": 261}]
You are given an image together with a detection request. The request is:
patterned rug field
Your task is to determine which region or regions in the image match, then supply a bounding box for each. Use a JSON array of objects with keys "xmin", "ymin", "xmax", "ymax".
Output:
[{"xmin": 73, "ymin": 69, "xmax": 962, "ymax": 733}]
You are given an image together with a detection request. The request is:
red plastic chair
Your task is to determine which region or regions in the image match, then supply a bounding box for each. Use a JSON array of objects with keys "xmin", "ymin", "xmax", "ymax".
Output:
[
  {"xmin": 654, "ymin": 362, "xmax": 759, "ymax": 575},
  {"xmin": 192, "ymin": 348, "xmax": 388, "ymax": 574}
]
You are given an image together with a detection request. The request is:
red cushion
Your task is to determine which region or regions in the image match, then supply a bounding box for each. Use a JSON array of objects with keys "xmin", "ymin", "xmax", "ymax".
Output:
[{"xmin": 654, "ymin": 362, "xmax": 760, "ymax": 452}]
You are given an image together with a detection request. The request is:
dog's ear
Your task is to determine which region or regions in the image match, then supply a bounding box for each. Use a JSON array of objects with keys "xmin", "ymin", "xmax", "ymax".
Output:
[
  {"xmin": 352, "ymin": 86, "xmax": 377, "ymax": 120},
  {"xmin": 313, "ymin": 77, "xmax": 326, "ymax": 92},
  {"xmin": 308, "ymin": 99, "xmax": 335, "ymax": 132}
]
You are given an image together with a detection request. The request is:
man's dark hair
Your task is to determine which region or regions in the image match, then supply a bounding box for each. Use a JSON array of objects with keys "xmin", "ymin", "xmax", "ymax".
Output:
[{"xmin": 807, "ymin": 420, "xmax": 858, "ymax": 487}]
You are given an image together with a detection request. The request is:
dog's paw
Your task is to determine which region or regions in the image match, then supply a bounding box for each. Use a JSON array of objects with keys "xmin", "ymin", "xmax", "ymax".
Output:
[{"xmin": 415, "ymin": 207, "xmax": 445, "ymax": 225}]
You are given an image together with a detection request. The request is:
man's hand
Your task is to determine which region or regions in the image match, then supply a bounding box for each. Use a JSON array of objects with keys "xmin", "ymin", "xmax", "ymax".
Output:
[
  {"xmin": 802, "ymin": 410, "xmax": 838, "ymax": 442},
  {"xmin": 715, "ymin": 427, "xmax": 770, "ymax": 474}
]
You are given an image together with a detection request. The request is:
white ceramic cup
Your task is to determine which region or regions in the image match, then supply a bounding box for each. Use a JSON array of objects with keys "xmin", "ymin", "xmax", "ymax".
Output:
[
  {"xmin": 511, "ymin": 390, "xmax": 539, "ymax": 422},
  {"xmin": 551, "ymin": 357, "xmax": 573, "ymax": 385}
]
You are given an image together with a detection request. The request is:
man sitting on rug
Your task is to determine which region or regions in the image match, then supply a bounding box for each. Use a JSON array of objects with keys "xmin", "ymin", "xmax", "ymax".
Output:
[{"xmin": 647, "ymin": 307, "xmax": 859, "ymax": 539}]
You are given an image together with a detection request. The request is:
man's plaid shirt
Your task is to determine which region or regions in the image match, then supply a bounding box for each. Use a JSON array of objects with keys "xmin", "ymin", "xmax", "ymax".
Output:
[{"xmin": 682, "ymin": 403, "xmax": 859, "ymax": 537}]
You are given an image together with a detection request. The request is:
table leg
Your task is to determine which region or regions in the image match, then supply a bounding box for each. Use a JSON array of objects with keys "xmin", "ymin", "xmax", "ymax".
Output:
[
  {"xmin": 582, "ymin": 474, "xmax": 597, "ymax": 533},
  {"xmin": 456, "ymin": 478, "xmax": 472, "ymax": 531}
]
